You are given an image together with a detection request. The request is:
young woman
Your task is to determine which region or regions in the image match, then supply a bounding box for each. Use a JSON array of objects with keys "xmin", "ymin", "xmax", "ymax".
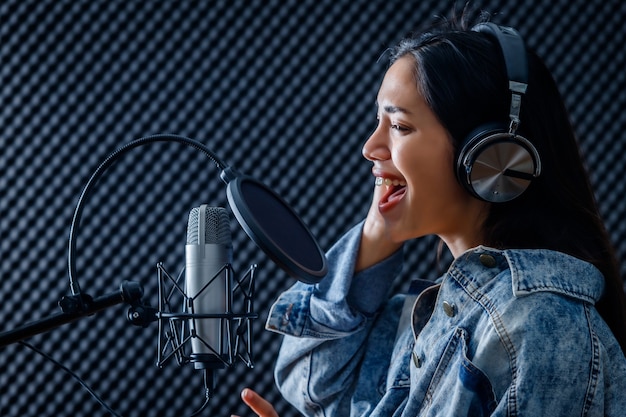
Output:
[{"xmin": 236, "ymin": 13, "xmax": 626, "ymax": 417}]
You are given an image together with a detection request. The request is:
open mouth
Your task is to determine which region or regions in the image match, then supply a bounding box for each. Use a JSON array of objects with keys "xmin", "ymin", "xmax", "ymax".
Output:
[{"xmin": 376, "ymin": 177, "xmax": 407, "ymax": 205}]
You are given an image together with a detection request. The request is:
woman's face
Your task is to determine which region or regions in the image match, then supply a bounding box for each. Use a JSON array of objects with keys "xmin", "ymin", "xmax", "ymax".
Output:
[{"xmin": 362, "ymin": 55, "xmax": 487, "ymax": 255}]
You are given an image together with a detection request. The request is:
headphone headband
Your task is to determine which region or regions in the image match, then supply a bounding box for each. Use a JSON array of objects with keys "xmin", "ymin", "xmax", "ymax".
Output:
[
  {"xmin": 472, "ymin": 23, "xmax": 528, "ymax": 90},
  {"xmin": 472, "ymin": 23, "xmax": 528, "ymax": 134},
  {"xmin": 455, "ymin": 23, "xmax": 541, "ymax": 203}
]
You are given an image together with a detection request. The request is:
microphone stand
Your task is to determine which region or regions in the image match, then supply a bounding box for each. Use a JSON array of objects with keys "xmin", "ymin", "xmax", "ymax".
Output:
[
  {"xmin": 0, "ymin": 135, "xmax": 226, "ymax": 349},
  {"xmin": 0, "ymin": 134, "xmax": 293, "ymax": 412},
  {"xmin": 0, "ymin": 281, "xmax": 148, "ymax": 348}
]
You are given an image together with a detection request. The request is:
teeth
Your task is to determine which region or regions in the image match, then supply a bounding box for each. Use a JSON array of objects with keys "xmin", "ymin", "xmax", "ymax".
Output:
[{"xmin": 375, "ymin": 177, "xmax": 406, "ymax": 187}]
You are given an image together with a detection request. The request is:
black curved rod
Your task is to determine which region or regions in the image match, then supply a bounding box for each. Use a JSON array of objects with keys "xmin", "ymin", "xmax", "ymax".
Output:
[{"xmin": 67, "ymin": 133, "xmax": 228, "ymax": 298}]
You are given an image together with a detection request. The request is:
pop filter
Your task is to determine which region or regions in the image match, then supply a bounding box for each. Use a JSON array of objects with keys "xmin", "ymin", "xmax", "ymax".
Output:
[{"xmin": 221, "ymin": 167, "xmax": 327, "ymax": 284}]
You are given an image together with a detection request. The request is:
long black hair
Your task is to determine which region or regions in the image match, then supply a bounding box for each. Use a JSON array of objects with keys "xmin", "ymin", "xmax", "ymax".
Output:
[{"xmin": 390, "ymin": 11, "xmax": 626, "ymax": 353}]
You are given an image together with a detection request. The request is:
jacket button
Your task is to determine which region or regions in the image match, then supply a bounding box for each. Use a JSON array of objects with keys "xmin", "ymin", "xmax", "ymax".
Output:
[
  {"xmin": 479, "ymin": 254, "xmax": 497, "ymax": 267},
  {"xmin": 412, "ymin": 351, "xmax": 422, "ymax": 368},
  {"xmin": 442, "ymin": 301, "xmax": 457, "ymax": 317}
]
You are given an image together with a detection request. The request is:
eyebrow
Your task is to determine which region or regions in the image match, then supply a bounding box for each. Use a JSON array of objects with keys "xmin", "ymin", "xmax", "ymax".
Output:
[{"xmin": 376, "ymin": 102, "xmax": 412, "ymax": 115}]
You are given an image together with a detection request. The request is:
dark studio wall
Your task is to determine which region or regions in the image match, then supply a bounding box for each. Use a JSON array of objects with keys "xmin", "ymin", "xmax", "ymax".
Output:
[{"xmin": 1, "ymin": 0, "xmax": 625, "ymax": 416}]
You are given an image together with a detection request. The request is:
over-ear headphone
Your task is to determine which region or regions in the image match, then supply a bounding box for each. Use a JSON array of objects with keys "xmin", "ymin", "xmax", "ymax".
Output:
[{"xmin": 456, "ymin": 23, "xmax": 541, "ymax": 203}]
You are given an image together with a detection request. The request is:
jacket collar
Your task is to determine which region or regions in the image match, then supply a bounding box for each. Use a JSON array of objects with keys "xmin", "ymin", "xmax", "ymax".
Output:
[
  {"xmin": 455, "ymin": 246, "xmax": 605, "ymax": 304},
  {"xmin": 504, "ymin": 247, "xmax": 604, "ymax": 303}
]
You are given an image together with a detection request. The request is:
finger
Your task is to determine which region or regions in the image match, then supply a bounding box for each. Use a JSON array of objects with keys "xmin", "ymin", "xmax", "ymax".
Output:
[{"xmin": 240, "ymin": 388, "xmax": 279, "ymax": 417}]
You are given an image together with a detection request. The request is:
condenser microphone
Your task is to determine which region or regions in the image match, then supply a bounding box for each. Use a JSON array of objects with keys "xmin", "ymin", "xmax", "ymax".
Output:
[{"xmin": 185, "ymin": 205, "xmax": 232, "ymax": 370}]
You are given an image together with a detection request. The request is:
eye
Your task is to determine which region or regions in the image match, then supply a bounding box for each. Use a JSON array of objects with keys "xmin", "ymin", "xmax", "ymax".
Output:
[{"xmin": 391, "ymin": 123, "xmax": 410, "ymax": 133}]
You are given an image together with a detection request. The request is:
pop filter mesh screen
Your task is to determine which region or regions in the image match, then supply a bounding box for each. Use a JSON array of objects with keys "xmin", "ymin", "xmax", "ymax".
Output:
[
  {"xmin": 233, "ymin": 177, "xmax": 326, "ymax": 276},
  {"xmin": 1, "ymin": 1, "xmax": 625, "ymax": 416}
]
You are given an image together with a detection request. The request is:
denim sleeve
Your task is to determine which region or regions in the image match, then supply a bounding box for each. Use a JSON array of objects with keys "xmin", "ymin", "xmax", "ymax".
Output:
[
  {"xmin": 265, "ymin": 221, "xmax": 403, "ymax": 415},
  {"xmin": 266, "ymin": 221, "xmax": 403, "ymax": 336}
]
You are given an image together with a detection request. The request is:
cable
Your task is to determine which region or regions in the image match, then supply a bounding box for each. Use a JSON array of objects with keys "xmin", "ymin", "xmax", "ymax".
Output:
[
  {"xmin": 189, "ymin": 369, "xmax": 213, "ymax": 416},
  {"xmin": 18, "ymin": 341, "xmax": 215, "ymax": 416},
  {"xmin": 18, "ymin": 341, "xmax": 122, "ymax": 417}
]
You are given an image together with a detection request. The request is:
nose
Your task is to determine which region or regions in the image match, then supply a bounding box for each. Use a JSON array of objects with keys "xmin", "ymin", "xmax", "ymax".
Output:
[{"xmin": 362, "ymin": 125, "xmax": 390, "ymax": 162}]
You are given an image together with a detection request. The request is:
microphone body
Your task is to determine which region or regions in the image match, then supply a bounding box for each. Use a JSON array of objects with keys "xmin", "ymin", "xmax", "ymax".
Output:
[{"xmin": 185, "ymin": 205, "xmax": 232, "ymax": 369}]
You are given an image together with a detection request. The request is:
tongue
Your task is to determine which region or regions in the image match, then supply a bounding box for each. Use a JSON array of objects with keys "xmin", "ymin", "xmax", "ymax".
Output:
[
  {"xmin": 389, "ymin": 186, "xmax": 407, "ymax": 202},
  {"xmin": 381, "ymin": 185, "xmax": 407, "ymax": 204}
]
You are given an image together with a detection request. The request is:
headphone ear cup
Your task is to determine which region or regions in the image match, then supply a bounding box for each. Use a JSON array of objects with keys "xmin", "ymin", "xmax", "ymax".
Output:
[{"xmin": 456, "ymin": 123, "xmax": 541, "ymax": 203}]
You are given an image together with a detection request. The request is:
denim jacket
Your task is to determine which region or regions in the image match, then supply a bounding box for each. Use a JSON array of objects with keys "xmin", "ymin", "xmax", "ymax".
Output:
[{"xmin": 266, "ymin": 222, "xmax": 626, "ymax": 416}]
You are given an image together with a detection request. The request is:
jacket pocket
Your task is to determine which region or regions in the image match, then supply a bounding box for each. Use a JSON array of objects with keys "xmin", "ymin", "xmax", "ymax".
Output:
[{"xmin": 422, "ymin": 327, "xmax": 497, "ymax": 416}]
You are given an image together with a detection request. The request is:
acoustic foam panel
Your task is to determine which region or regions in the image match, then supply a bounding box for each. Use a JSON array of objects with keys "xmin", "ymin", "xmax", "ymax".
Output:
[{"xmin": 1, "ymin": 0, "xmax": 624, "ymax": 415}]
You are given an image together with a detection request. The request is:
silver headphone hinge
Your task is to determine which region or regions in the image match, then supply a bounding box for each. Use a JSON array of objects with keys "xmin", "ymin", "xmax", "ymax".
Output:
[
  {"xmin": 508, "ymin": 117, "xmax": 520, "ymax": 136},
  {"xmin": 508, "ymin": 90, "xmax": 524, "ymax": 135}
]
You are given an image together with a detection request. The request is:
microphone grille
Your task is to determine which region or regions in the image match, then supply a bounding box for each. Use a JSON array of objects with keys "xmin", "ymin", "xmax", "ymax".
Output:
[{"xmin": 186, "ymin": 206, "xmax": 231, "ymax": 245}]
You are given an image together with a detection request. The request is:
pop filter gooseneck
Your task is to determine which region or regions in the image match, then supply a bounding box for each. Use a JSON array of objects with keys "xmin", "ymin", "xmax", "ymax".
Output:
[
  {"xmin": 67, "ymin": 134, "xmax": 229, "ymax": 297},
  {"xmin": 68, "ymin": 133, "xmax": 327, "ymax": 298}
]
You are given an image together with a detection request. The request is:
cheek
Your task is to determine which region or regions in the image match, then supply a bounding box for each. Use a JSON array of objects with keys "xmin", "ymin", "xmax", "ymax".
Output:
[
  {"xmin": 405, "ymin": 150, "xmax": 458, "ymax": 193},
  {"xmin": 416, "ymin": 171, "xmax": 463, "ymax": 204}
]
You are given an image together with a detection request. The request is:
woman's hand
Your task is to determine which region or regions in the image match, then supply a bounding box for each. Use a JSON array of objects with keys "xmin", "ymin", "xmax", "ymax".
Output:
[
  {"xmin": 355, "ymin": 183, "xmax": 403, "ymax": 272},
  {"xmin": 231, "ymin": 388, "xmax": 279, "ymax": 417}
]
